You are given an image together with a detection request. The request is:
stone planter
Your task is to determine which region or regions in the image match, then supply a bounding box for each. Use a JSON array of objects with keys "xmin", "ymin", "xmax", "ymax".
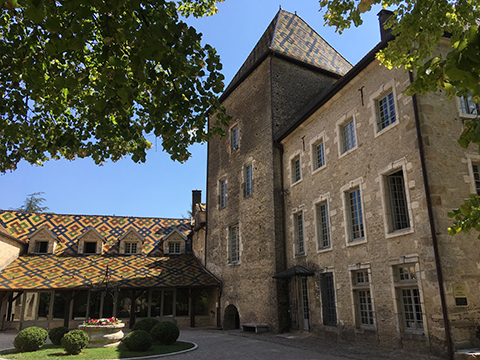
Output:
[{"xmin": 78, "ymin": 323, "xmax": 125, "ymax": 348}]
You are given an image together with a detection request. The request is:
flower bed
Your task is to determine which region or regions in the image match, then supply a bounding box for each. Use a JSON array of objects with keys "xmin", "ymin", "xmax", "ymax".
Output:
[{"xmin": 78, "ymin": 318, "xmax": 125, "ymax": 348}]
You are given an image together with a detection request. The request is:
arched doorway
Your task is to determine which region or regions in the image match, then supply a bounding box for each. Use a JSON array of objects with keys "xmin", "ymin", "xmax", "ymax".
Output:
[{"xmin": 223, "ymin": 304, "xmax": 240, "ymax": 330}]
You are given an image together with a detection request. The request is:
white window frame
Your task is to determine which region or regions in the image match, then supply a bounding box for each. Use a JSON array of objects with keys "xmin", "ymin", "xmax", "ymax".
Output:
[
  {"xmin": 378, "ymin": 159, "xmax": 414, "ymax": 238},
  {"xmin": 336, "ymin": 112, "xmax": 358, "ymax": 158},
  {"xmin": 168, "ymin": 242, "xmax": 181, "ymax": 254},
  {"xmin": 341, "ymin": 178, "xmax": 367, "ymax": 246},
  {"xmin": 293, "ymin": 210, "xmax": 305, "ymax": 256},
  {"xmin": 391, "ymin": 260, "xmax": 425, "ymax": 333},
  {"xmin": 458, "ymin": 93, "xmax": 480, "ymax": 119},
  {"xmin": 349, "ymin": 264, "xmax": 375, "ymax": 330},
  {"xmin": 228, "ymin": 224, "xmax": 240, "ymax": 264},
  {"xmin": 370, "ymin": 80, "xmax": 399, "ymax": 137},
  {"xmin": 314, "ymin": 194, "xmax": 331, "ymax": 252}
]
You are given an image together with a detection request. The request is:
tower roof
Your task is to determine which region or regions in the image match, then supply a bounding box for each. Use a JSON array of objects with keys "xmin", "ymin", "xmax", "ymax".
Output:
[{"xmin": 224, "ymin": 9, "xmax": 352, "ymax": 95}]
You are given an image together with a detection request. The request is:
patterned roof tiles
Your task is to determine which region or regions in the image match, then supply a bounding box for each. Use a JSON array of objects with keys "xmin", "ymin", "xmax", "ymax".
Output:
[
  {"xmin": 225, "ymin": 10, "xmax": 352, "ymax": 94},
  {"xmin": 0, "ymin": 254, "xmax": 220, "ymax": 290},
  {"xmin": 0, "ymin": 211, "xmax": 191, "ymax": 256}
]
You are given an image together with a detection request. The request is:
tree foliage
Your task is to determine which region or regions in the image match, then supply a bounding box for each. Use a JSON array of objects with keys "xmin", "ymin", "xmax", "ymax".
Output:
[
  {"xmin": 0, "ymin": 0, "xmax": 228, "ymax": 173},
  {"xmin": 319, "ymin": 0, "xmax": 480, "ymax": 238},
  {"xmin": 14, "ymin": 192, "xmax": 49, "ymax": 213}
]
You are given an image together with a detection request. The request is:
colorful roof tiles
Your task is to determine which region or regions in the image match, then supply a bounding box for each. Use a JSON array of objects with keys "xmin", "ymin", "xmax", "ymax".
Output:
[
  {"xmin": 0, "ymin": 254, "xmax": 220, "ymax": 290},
  {"xmin": 0, "ymin": 211, "xmax": 191, "ymax": 256},
  {"xmin": 226, "ymin": 10, "xmax": 352, "ymax": 94}
]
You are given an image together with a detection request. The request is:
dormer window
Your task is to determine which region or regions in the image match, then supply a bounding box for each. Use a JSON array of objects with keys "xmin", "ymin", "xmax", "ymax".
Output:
[
  {"xmin": 125, "ymin": 242, "xmax": 138, "ymax": 254},
  {"xmin": 118, "ymin": 228, "xmax": 144, "ymax": 255},
  {"xmin": 77, "ymin": 227, "xmax": 106, "ymax": 255},
  {"xmin": 169, "ymin": 242, "xmax": 181, "ymax": 254},
  {"xmin": 34, "ymin": 241, "xmax": 49, "ymax": 254},
  {"xmin": 83, "ymin": 241, "xmax": 97, "ymax": 254},
  {"xmin": 27, "ymin": 226, "xmax": 58, "ymax": 255}
]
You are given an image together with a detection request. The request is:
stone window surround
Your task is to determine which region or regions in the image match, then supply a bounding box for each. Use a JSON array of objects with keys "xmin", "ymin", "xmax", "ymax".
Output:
[
  {"xmin": 348, "ymin": 263, "xmax": 376, "ymax": 331},
  {"xmin": 291, "ymin": 206, "xmax": 306, "ymax": 257},
  {"xmin": 289, "ymin": 150, "xmax": 302, "ymax": 187},
  {"xmin": 218, "ymin": 176, "xmax": 227, "ymax": 209},
  {"xmin": 389, "ymin": 255, "xmax": 426, "ymax": 335},
  {"xmin": 336, "ymin": 110, "xmax": 358, "ymax": 159},
  {"xmin": 313, "ymin": 193, "xmax": 333, "ymax": 253},
  {"xmin": 378, "ymin": 158, "xmax": 415, "ymax": 239},
  {"xmin": 465, "ymin": 153, "xmax": 480, "ymax": 195},
  {"xmin": 230, "ymin": 122, "xmax": 240, "ymax": 154},
  {"xmin": 227, "ymin": 223, "xmax": 240, "ymax": 265},
  {"xmin": 370, "ymin": 79, "xmax": 400, "ymax": 138},
  {"xmin": 319, "ymin": 266, "xmax": 337, "ymax": 328},
  {"xmin": 77, "ymin": 228, "xmax": 106, "ymax": 255},
  {"xmin": 243, "ymin": 160, "xmax": 254, "ymax": 198},
  {"xmin": 162, "ymin": 229, "xmax": 186, "ymax": 255},
  {"xmin": 118, "ymin": 229, "xmax": 144, "ymax": 255},
  {"xmin": 310, "ymin": 131, "xmax": 327, "ymax": 175},
  {"xmin": 457, "ymin": 93, "xmax": 480, "ymax": 119},
  {"xmin": 27, "ymin": 226, "xmax": 58, "ymax": 255},
  {"xmin": 340, "ymin": 178, "xmax": 367, "ymax": 247}
]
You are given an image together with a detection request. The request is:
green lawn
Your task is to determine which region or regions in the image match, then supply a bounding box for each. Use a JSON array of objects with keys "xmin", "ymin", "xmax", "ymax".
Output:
[{"xmin": 0, "ymin": 341, "xmax": 195, "ymax": 359}]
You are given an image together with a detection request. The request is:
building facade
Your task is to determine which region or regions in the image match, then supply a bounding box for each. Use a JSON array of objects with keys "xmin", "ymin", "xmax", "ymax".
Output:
[{"xmin": 202, "ymin": 8, "xmax": 480, "ymax": 358}]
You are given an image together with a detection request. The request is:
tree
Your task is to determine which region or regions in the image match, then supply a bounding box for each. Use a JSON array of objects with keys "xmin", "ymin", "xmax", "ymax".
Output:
[
  {"xmin": 0, "ymin": 0, "xmax": 228, "ymax": 173},
  {"xmin": 14, "ymin": 192, "xmax": 49, "ymax": 213},
  {"xmin": 318, "ymin": 0, "xmax": 480, "ymax": 238}
]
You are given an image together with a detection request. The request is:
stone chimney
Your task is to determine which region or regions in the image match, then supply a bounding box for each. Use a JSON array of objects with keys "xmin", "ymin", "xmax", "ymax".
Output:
[
  {"xmin": 192, "ymin": 190, "xmax": 202, "ymax": 216},
  {"xmin": 377, "ymin": 9, "xmax": 394, "ymax": 41}
]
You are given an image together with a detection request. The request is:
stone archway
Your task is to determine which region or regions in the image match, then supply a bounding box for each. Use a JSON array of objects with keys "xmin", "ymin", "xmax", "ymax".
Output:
[{"xmin": 223, "ymin": 304, "xmax": 240, "ymax": 330}]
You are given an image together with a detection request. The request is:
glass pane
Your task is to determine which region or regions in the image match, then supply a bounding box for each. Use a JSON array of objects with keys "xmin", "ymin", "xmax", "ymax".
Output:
[
  {"xmin": 89, "ymin": 292, "xmax": 102, "ymax": 319},
  {"xmin": 73, "ymin": 291, "xmax": 88, "ymax": 319},
  {"xmin": 151, "ymin": 290, "xmax": 162, "ymax": 317},
  {"xmin": 116, "ymin": 290, "xmax": 131, "ymax": 319},
  {"xmin": 52, "ymin": 291, "xmax": 66, "ymax": 319},
  {"xmin": 163, "ymin": 290, "xmax": 174, "ymax": 316},
  {"xmin": 37, "ymin": 292, "xmax": 51, "ymax": 320},
  {"xmin": 195, "ymin": 289, "xmax": 209, "ymax": 316},
  {"xmin": 135, "ymin": 291, "xmax": 148, "ymax": 318},
  {"xmin": 176, "ymin": 289, "xmax": 189, "ymax": 317}
]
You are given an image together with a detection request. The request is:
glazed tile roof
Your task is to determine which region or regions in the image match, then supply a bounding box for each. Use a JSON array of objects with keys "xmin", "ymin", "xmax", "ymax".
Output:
[
  {"xmin": 225, "ymin": 9, "xmax": 352, "ymax": 94},
  {"xmin": 0, "ymin": 211, "xmax": 191, "ymax": 256},
  {"xmin": 0, "ymin": 254, "xmax": 220, "ymax": 290}
]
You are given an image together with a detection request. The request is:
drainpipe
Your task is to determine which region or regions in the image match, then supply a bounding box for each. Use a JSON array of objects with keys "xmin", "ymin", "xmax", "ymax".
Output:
[{"xmin": 409, "ymin": 71, "xmax": 453, "ymax": 360}]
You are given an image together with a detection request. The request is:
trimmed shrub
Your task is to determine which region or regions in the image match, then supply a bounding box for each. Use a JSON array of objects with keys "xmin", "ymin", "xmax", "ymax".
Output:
[
  {"xmin": 61, "ymin": 330, "xmax": 89, "ymax": 355},
  {"xmin": 123, "ymin": 330, "xmax": 153, "ymax": 351},
  {"xmin": 150, "ymin": 321, "xmax": 179, "ymax": 345},
  {"xmin": 131, "ymin": 318, "xmax": 159, "ymax": 333},
  {"xmin": 48, "ymin": 326, "xmax": 69, "ymax": 345},
  {"xmin": 14, "ymin": 326, "xmax": 48, "ymax": 352}
]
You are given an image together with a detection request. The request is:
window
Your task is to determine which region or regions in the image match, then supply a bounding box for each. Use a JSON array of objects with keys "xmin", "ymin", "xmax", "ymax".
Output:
[
  {"xmin": 228, "ymin": 224, "xmax": 239, "ymax": 264},
  {"xmin": 294, "ymin": 212, "xmax": 305, "ymax": 256},
  {"xmin": 320, "ymin": 272, "xmax": 336, "ymax": 326},
  {"xmin": 244, "ymin": 163, "xmax": 253, "ymax": 197},
  {"xmin": 169, "ymin": 242, "xmax": 181, "ymax": 254},
  {"xmin": 387, "ymin": 171, "xmax": 410, "ymax": 231},
  {"xmin": 316, "ymin": 202, "xmax": 330, "ymax": 250},
  {"xmin": 347, "ymin": 188, "xmax": 364, "ymax": 241},
  {"xmin": 313, "ymin": 141, "xmax": 325, "ymax": 170},
  {"xmin": 84, "ymin": 241, "xmax": 97, "ymax": 254},
  {"xmin": 472, "ymin": 163, "xmax": 480, "ymax": 195},
  {"xmin": 395, "ymin": 264, "xmax": 424, "ymax": 332},
  {"xmin": 352, "ymin": 270, "xmax": 374, "ymax": 328},
  {"xmin": 377, "ymin": 92, "xmax": 396, "ymax": 131},
  {"xmin": 460, "ymin": 93, "xmax": 480, "ymax": 116},
  {"xmin": 341, "ymin": 119, "xmax": 356, "ymax": 153},
  {"xmin": 34, "ymin": 241, "xmax": 48, "ymax": 254},
  {"xmin": 231, "ymin": 126, "xmax": 239, "ymax": 152},
  {"xmin": 219, "ymin": 179, "xmax": 226, "ymax": 208},
  {"xmin": 124, "ymin": 242, "xmax": 137, "ymax": 254},
  {"xmin": 292, "ymin": 157, "xmax": 301, "ymax": 183}
]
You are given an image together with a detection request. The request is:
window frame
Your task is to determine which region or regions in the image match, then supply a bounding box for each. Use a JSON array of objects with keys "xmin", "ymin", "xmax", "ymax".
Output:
[
  {"xmin": 316, "ymin": 200, "xmax": 331, "ymax": 251},
  {"xmin": 230, "ymin": 125, "xmax": 239, "ymax": 153},
  {"xmin": 294, "ymin": 211, "xmax": 305, "ymax": 256},
  {"xmin": 466, "ymin": 154, "xmax": 480, "ymax": 195},
  {"xmin": 370, "ymin": 80, "xmax": 399, "ymax": 137},
  {"xmin": 341, "ymin": 178, "xmax": 366, "ymax": 246},
  {"xmin": 336, "ymin": 112, "xmax": 358, "ymax": 158},
  {"xmin": 228, "ymin": 224, "xmax": 240, "ymax": 264},
  {"xmin": 83, "ymin": 241, "xmax": 97, "ymax": 254},
  {"xmin": 350, "ymin": 267, "xmax": 375, "ymax": 329},
  {"xmin": 219, "ymin": 178, "xmax": 227, "ymax": 208},
  {"xmin": 124, "ymin": 242, "xmax": 138, "ymax": 254},
  {"xmin": 168, "ymin": 242, "xmax": 181, "ymax": 255},
  {"xmin": 458, "ymin": 93, "xmax": 480, "ymax": 119},
  {"xmin": 379, "ymin": 160, "xmax": 414, "ymax": 238},
  {"xmin": 243, "ymin": 162, "xmax": 253, "ymax": 197},
  {"xmin": 34, "ymin": 241, "xmax": 49, "ymax": 254},
  {"xmin": 291, "ymin": 156, "xmax": 302, "ymax": 185},
  {"xmin": 320, "ymin": 271, "xmax": 337, "ymax": 326}
]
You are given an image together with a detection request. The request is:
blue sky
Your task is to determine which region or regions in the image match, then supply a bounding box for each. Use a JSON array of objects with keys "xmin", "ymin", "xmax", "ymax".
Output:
[{"xmin": 0, "ymin": 0, "xmax": 383, "ymax": 218}]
